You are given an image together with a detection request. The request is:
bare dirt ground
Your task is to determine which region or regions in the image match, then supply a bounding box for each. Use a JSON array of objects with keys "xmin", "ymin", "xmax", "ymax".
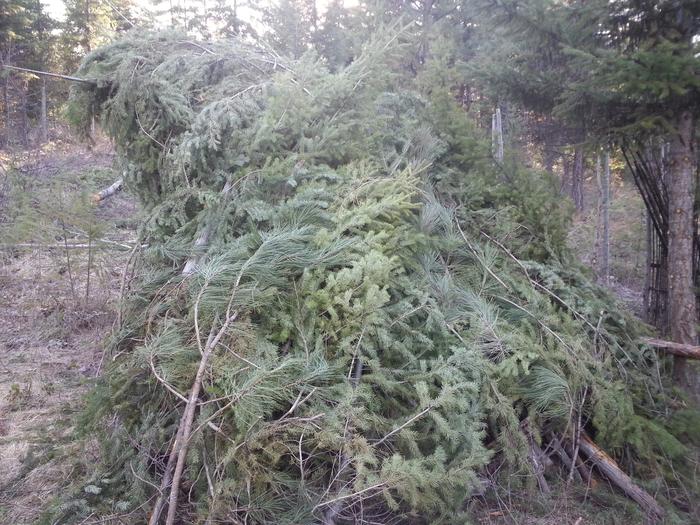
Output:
[{"xmin": 0, "ymin": 142, "xmax": 136, "ymax": 524}]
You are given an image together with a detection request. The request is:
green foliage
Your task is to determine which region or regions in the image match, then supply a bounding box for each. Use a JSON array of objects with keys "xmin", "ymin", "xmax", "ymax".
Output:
[{"xmin": 48, "ymin": 29, "xmax": 689, "ymax": 523}]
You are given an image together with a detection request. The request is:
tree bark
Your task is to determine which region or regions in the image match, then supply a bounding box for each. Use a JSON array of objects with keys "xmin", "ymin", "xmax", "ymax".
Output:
[
  {"xmin": 668, "ymin": 110, "xmax": 698, "ymax": 396},
  {"xmin": 561, "ymin": 152, "xmax": 571, "ymax": 196},
  {"xmin": 3, "ymin": 75, "xmax": 9, "ymax": 147},
  {"xmin": 93, "ymin": 178, "xmax": 123, "ymax": 202},
  {"xmin": 40, "ymin": 78, "xmax": 48, "ymax": 143},
  {"xmin": 492, "ymin": 107, "xmax": 504, "ymax": 162},
  {"xmin": 594, "ymin": 153, "xmax": 611, "ymax": 283},
  {"xmin": 20, "ymin": 83, "xmax": 28, "ymax": 147},
  {"xmin": 571, "ymin": 145, "xmax": 585, "ymax": 212},
  {"xmin": 578, "ymin": 434, "xmax": 664, "ymax": 522},
  {"xmin": 641, "ymin": 337, "xmax": 700, "ymax": 359}
]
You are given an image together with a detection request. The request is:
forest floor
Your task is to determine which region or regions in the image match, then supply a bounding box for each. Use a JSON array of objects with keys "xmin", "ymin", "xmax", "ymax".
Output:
[
  {"xmin": 0, "ymin": 142, "xmax": 650, "ymax": 525},
  {"xmin": 0, "ymin": 140, "xmax": 137, "ymax": 524}
]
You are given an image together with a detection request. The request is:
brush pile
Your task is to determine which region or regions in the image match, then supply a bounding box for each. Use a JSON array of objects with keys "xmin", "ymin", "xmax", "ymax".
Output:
[{"xmin": 58, "ymin": 30, "xmax": 687, "ymax": 524}]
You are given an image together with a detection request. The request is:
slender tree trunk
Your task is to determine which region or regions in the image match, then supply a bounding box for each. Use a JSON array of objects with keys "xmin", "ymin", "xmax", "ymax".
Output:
[
  {"xmin": 600, "ymin": 151, "xmax": 610, "ymax": 283},
  {"xmin": 542, "ymin": 116, "xmax": 557, "ymax": 175},
  {"xmin": 543, "ymin": 146, "xmax": 556, "ymax": 176},
  {"xmin": 20, "ymin": 86, "xmax": 28, "ymax": 147},
  {"xmin": 3, "ymin": 76, "xmax": 10, "ymax": 146},
  {"xmin": 492, "ymin": 107, "xmax": 504, "ymax": 162},
  {"xmin": 417, "ymin": 0, "xmax": 434, "ymax": 64},
  {"xmin": 40, "ymin": 78, "xmax": 48, "ymax": 143},
  {"xmin": 85, "ymin": 0, "xmax": 92, "ymax": 53},
  {"xmin": 496, "ymin": 107, "xmax": 504, "ymax": 161},
  {"xmin": 561, "ymin": 153, "xmax": 571, "ymax": 197},
  {"xmin": 571, "ymin": 145, "xmax": 585, "ymax": 212},
  {"xmin": 644, "ymin": 210, "xmax": 653, "ymax": 316},
  {"xmin": 311, "ymin": 0, "xmax": 318, "ymax": 31},
  {"xmin": 668, "ymin": 110, "xmax": 698, "ymax": 396}
]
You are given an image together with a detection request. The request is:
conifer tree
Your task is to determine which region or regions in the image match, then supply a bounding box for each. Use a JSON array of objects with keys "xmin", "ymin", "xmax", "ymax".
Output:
[
  {"xmin": 1, "ymin": 0, "xmax": 57, "ymax": 145},
  {"xmin": 262, "ymin": 0, "xmax": 318, "ymax": 58},
  {"xmin": 60, "ymin": 0, "xmax": 136, "ymax": 72},
  {"xmin": 557, "ymin": 0, "xmax": 700, "ymax": 395}
]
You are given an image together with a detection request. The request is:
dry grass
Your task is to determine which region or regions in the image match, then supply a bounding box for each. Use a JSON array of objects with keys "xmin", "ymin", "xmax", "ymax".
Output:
[
  {"xmin": 0, "ymin": 250, "xmax": 118, "ymax": 524},
  {"xmin": 0, "ymin": 141, "xmax": 136, "ymax": 524}
]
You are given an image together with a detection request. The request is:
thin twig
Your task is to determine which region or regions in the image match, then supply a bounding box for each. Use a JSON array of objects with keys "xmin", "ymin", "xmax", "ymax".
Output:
[{"xmin": 373, "ymin": 405, "xmax": 434, "ymax": 447}]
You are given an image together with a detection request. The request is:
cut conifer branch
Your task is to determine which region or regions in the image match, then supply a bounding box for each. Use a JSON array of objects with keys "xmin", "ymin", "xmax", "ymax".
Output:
[{"xmin": 59, "ymin": 30, "xmax": 686, "ymax": 524}]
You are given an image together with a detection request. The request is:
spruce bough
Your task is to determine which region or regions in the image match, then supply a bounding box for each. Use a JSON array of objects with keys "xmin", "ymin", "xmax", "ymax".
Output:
[{"xmin": 57, "ymin": 30, "xmax": 686, "ymax": 524}]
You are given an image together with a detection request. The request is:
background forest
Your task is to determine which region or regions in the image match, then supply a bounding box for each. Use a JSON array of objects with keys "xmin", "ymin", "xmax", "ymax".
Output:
[{"xmin": 0, "ymin": 0, "xmax": 699, "ymax": 524}]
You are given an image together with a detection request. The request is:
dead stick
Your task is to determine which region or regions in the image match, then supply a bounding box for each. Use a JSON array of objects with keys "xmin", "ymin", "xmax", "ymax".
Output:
[
  {"xmin": 1, "ymin": 64, "xmax": 94, "ymax": 84},
  {"xmin": 521, "ymin": 420, "xmax": 551, "ymax": 494},
  {"xmin": 578, "ymin": 434, "xmax": 664, "ymax": 521},
  {"xmin": 547, "ymin": 434, "xmax": 582, "ymax": 483},
  {"xmin": 162, "ymin": 261, "xmax": 246, "ymax": 525},
  {"xmin": 93, "ymin": 178, "xmax": 123, "ymax": 203},
  {"xmin": 641, "ymin": 337, "xmax": 700, "ymax": 359},
  {"xmin": 162, "ymin": 316, "xmax": 236, "ymax": 525}
]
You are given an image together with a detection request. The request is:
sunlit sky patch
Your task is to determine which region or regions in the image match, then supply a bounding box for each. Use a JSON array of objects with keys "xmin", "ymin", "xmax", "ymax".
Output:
[{"xmin": 40, "ymin": 0, "xmax": 358, "ymax": 24}]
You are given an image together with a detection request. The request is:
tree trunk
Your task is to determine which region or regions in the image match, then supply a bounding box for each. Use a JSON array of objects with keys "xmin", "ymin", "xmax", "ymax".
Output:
[
  {"xmin": 543, "ymin": 143, "xmax": 557, "ymax": 176},
  {"xmin": 492, "ymin": 107, "xmax": 504, "ymax": 162},
  {"xmin": 40, "ymin": 78, "xmax": 48, "ymax": 143},
  {"xmin": 668, "ymin": 110, "xmax": 698, "ymax": 396},
  {"xmin": 3, "ymin": 75, "xmax": 9, "ymax": 147},
  {"xmin": 561, "ymin": 153, "xmax": 571, "ymax": 196},
  {"xmin": 571, "ymin": 145, "xmax": 584, "ymax": 212},
  {"xmin": 600, "ymin": 151, "xmax": 610, "ymax": 283},
  {"xmin": 417, "ymin": 0, "xmax": 434, "ymax": 65},
  {"xmin": 85, "ymin": 0, "xmax": 92, "ymax": 53},
  {"xmin": 93, "ymin": 178, "xmax": 123, "ymax": 202},
  {"xmin": 20, "ymin": 86, "xmax": 28, "ymax": 147},
  {"xmin": 641, "ymin": 337, "xmax": 700, "ymax": 359}
]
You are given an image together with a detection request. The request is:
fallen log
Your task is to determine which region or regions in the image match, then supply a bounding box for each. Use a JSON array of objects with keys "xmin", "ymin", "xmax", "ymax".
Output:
[
  {"xmin": 578, "ymin": 434, "xmax": 664, "ymax": 522},
  {"xmin": 641, "ymin": 337, "xmax": 700, "ymax": 359},
  {"xmin": 93, "ymin": 178, "xmax": 124, "ymax": 203}
]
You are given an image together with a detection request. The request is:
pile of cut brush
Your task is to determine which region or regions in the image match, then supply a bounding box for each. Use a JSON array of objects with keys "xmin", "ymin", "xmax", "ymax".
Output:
[{"xmin": 51, "ymin": 30, "xmax": 689, "ymax": 524}]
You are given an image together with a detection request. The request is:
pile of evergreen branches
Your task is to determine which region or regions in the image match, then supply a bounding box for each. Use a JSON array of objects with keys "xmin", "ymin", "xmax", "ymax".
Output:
[{"xmin": 55, "ymin": 30, "xmax": 688, "ymax": 524}]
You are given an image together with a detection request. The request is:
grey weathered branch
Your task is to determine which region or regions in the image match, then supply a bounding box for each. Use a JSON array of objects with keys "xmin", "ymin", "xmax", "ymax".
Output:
[
  {"xmin": 0, "ymin": 240, "xmax": 136, "ymax": 251},
  {"xmin": 93, "ymin": 178, "xmax": 124, "ymax": 202},
  {"xmin": 1, "ymin": 64, "xmax": 94, "ymax": 84},
  {"xmin": 641, "ymin": 337, "xmax": 700, "ymax": 359},
  {"xmin": 578, "ymin": 434, "xmax": 664, "ymax": 522}
]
